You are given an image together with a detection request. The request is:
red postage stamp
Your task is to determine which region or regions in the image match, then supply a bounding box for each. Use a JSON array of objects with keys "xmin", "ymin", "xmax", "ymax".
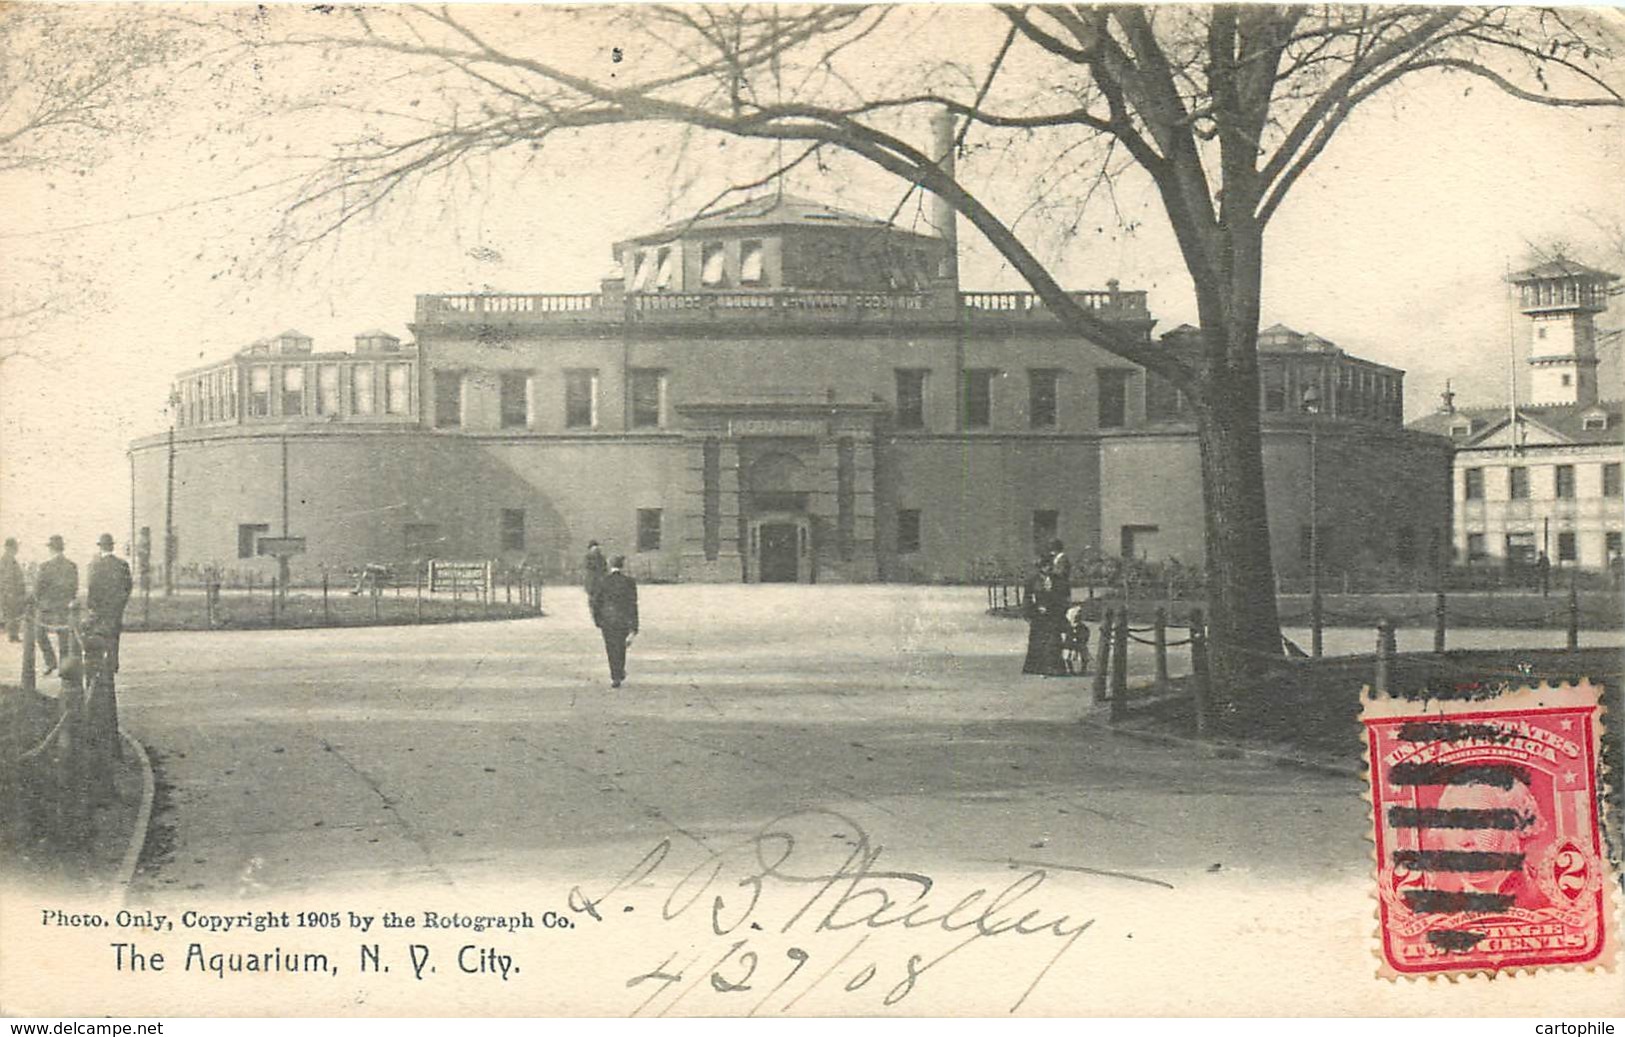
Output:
[{"xmin": 1363, "ymin": 680, "xmax": 1617, "ymax": 978}]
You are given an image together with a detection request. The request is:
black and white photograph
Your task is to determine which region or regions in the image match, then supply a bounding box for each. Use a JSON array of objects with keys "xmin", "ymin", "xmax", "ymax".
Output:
[{"xmin": 0, "ymin": 1, "xmax": 1621, "ymax": 1019}]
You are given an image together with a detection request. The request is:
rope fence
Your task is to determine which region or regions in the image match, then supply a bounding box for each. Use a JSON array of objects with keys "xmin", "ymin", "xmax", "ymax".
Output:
[{"xmin": 5, "ymin": 602, "xmax": 124, "ymax": 854}]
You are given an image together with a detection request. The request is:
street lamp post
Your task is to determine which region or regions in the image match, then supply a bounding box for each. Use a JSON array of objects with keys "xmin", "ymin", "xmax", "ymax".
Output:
[{"xmin": 1301, "ymin": 385, "xmax": 1323, "ymax": 657}]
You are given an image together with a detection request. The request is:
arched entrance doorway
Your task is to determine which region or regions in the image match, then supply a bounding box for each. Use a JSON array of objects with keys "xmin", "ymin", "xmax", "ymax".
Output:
[{"xmin": 745, "ymin": 451, "xmax": 815, "ymax": 583}]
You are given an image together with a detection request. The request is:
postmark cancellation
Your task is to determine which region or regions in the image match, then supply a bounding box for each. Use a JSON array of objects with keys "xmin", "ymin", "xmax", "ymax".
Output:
[{"xmin": 1362, "ymin": 680, "xmax": 1618, "ymax": 979}]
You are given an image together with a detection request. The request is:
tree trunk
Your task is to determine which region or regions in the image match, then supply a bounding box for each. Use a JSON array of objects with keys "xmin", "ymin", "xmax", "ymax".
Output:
[{"xmin": 1195, "ymin": 349, "xmax": 1283, "ymax": 712}]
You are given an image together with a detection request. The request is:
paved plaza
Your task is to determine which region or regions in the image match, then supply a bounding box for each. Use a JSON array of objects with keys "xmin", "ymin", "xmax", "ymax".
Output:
[{"xmin": 6, "ymin": 586, "xmax": 1619, "ymax": 1016}]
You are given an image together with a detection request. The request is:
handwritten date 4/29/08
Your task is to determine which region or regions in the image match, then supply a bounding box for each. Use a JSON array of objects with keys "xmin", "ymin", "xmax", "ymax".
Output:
[{"xmin": 566, "ymin": 808, "xmax": 1169, "ymax": 1014}]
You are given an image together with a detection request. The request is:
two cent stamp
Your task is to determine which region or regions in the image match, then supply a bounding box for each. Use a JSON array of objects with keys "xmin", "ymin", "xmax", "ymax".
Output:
[{"xmin": 1363, "ymin": 680, "xmax": 1617, "ymax": 978}]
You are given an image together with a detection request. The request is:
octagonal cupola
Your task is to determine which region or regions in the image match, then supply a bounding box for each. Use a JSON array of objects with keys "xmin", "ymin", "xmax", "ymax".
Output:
[{"xmin": 612, "ymin": 193, "xmax": 950, "ymax": 295}]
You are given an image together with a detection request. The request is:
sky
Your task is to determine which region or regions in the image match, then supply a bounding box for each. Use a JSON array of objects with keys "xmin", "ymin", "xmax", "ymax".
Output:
[{"xmin": 1, "ymin": 3, "xmax": 1623, "ymax": 561}]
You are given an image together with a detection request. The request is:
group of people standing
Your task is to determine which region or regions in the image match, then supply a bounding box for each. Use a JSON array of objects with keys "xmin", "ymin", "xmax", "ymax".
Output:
[
  {"xmin": 1, "ymin": 532, "xmax": 133, "ymax": 679},
  {"xmin": 1022, "ymin": 538, "xmax": 1078, "ymax": 677},
  {"xmin": 581, "ymin": 540, "xmax": 639, "ymax": 688}
]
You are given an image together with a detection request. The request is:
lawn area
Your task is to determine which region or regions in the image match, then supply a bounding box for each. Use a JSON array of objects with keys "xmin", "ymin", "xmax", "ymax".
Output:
[
  {"xmin": 1114, "ymin": 647, "xmax": 1623, "ymax": 862},
  {"xmin": 118, "ymin": 587, "xmax": 543, "ymax": 631},
  {"xmin": 1052, "ymin": 589, "xmax": 1625, "ymax": 630}
]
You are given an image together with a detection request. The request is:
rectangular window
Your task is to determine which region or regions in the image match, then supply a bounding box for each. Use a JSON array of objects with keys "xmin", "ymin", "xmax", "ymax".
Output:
[
  {"xmin": 1557, "ymin": 531, "xmax": 1577, "ymax": 563},
  {"xmin": 1098, "ymin": 369, "xmax": 1131, "ymax": 428},
  {"xmin": 630, "ymin": 369, "xmax": 665, "ymax": 429},
  {"xmin": 1032, "ymin": 510, "xmax": 1059, "ymax": 552},
  {"xmin": 1606, "ymin": 531, "xmax": 1622, "ymax": 561},
  {"xmin": 740, "ymin": 239, "xmax": 764, "ymax": 284},
  {"xmin": 963, "ymin": 369, "xmax": 994, "ymax": 429},
  {"xmin": 433, "ymin": 370, "xmax": 462, "ymax": 428},
  {"xmin": 897, "ymin": 509, "xmax": 921, "ymax": 555},
  {"xmin": 317, "ymin": 364, "xmax": 340, "ymax": 416},
  {"xmin": 500, "ymin": 372, "xmax": 529, "ymax": 429},
  {"xmin": 1603, "ymin": 463, "xmax": 1620, "ymax": 499},
  {"xmin": 281, "ymin": 365, "xmax": 305, "ymax": 416},
  {"xmin": 637, "ymin": 508, "xmax": 663, "ymax": 552},
  {"xmin": 700, "ymin": 241, "xmax": 726, "ymax": 286},
  {"xmin": 631, "ymin": 250, "xmax": 653, "ymax": 291},
  {"xmin": 1466, "ymin": 533, "xmax": 1488, "ymax": 561},
  {"xmin": 1555, "ymin": 464, "xmax": 1576, "ymax": 499},
  {"xmin": 500, "ymin": 508, "xmax": 525, "ymax": 552},
  {"xmin": 895, "ymin": 369, "xmax": 927, "ymax": 430},
  {"xmin": 1464, "ymin": 467, "xmax": 1484, "ymax": 500},
  {"xmin": 890, "ymin": 372, "xmax": 929, "ymax": 432},
  {"xmin": 249, "ymin": 365, "xmax": 271, "ymax": 417},
  {"xmin": 351, "ymin": 364, "xmax": 375, "ymax": 415},
  {"xmin": 237, "ymin": 522, "xmax": 270, "ymax": 560},
  {"xmin": 1262, "ymin": 367, "xmax": 1286, "ymax": 412},
  {"xmin": 385, "ymin": 363, "xmax": 411, "ymax": 415},
  {"xmin": 1028, "ymin": 369, "xmax": 1059, "ymax": 429},
  {"xmin": 403, "ymin": 523, "xmax": 440, "ymax": 561},
  {"xmin": 1509, "ymin": 466, "xmax": 1528, "ymax": 500},
  {"xmin": 655, "ymin": 246, "xmax": 674, "ymax": 291},
  {"xmin": 565, "ymin": 369, "xmax": 598, "ymax": 429}
]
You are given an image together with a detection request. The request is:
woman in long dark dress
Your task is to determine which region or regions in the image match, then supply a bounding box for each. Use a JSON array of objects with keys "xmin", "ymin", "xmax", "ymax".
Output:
[{"xmin": 1021, "ymin": 558, "xmax": 1066, "ymax": 675}]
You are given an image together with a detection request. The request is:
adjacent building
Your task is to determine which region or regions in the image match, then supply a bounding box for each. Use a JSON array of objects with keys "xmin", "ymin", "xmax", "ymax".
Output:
[
  {"xmin": 130, "ymin": 181, "xmax": 1450, "ymax": 585},
  {"xmin": 1409, "ymin": 259, "xmax": 1624, "ymax": 572}
]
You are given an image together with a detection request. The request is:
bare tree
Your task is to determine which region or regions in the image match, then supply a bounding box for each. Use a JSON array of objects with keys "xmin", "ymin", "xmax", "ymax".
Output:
[
  {"xmin": 235, "ymin": 4, "xmax": 1624, "ymax": 693},
  {"xmin": 0, "ymin": 5, "xmax": 182, "ymax": 367}
]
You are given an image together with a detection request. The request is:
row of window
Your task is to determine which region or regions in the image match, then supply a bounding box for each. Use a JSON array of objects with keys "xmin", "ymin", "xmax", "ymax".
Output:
[
  {"xmin": 178, "ymin": 362, "xmax": 413, "ymax": 426},
  {"xmin": 433, "ymin": 369, "xmax": 667, "ymax": 430},
  {"xmin": 1260, "ymin": 364, "xmax": 1402, "ymax": 424},
  {"xmin": 239, "ymin": 509, "xmax": 667, "ymax": 561},
  {"xmin": 895, "ymin": 368, "xmax": 1136, "ymax": 430},
  {"xmin": 629, "ymin": 239, "xmax": 768, "ymax": 292},
  {"xmin": 1462, "ymin": 462, "xmax": 1621, "ymax": 501},
  {"xmin": 1466, "ymin": 531, "xmax": 1623, "ymax": 564}
]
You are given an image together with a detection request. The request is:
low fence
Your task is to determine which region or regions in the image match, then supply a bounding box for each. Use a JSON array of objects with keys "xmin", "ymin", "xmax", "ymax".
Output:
[
  {"xmin": 123, "ymin": 561, "xmax": 544, "ymax": 631},
  {"xmin": 1081, "ymin": 595, "xmax": 1602, "ymax": 740},
  {"xmin": 2, "ymin": 603, "xmax": 123, "ymax": 856}
]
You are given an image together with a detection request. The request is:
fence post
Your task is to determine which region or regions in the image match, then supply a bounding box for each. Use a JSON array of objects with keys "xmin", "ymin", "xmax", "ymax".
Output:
[
  {"xmin": 1433, "ymin": 588, "xmax": 1447, "ymax": 655},
  {"xmin": 322, "ymin": 570, "xmax": 331, "ymax": 625},
  {"xmin": 1153, "ymin": 607, "xmax": 1170, "ymax": 695},
  {"xmin": 270, "ymin": 576, "xmax": 278, "ymax": 626},
  {"xmin": 1188, "ymin": 607, "xmax": 1210, "ymax": 737},
  {"xmin": 372, "ymin": 586, "xmax": 381, "ymax": 624},
  {"xmin": 1110, "ymin": 608, "xmax": 1129, "ymax": 720},
  {"xmin": 20, "ymin": 604, "xmax": 37, "ymax": 693},
  {"xmin": 1373, "ymin": 619, "xmax": 1395, "ymax": 699},
  {"xmin": 415, "ymin": 568, "xmax": 424, "ymax": 623},
  {"xmin": 205, "ymin": 573, "xmax": 215, "ymax": 629},
  {"xmin": 1092, "ymin": 609, "xmax": 1112, "ymax": 705},
  {"xmin": 1567, "ymin": 581, "xmax": 1579, "ymax": 651}
]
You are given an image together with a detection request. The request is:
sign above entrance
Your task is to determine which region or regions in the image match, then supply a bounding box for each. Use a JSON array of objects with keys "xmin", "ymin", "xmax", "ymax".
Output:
[{"xmin": 728, "ymin": 417, "xmax": 827, "ymax": 438}]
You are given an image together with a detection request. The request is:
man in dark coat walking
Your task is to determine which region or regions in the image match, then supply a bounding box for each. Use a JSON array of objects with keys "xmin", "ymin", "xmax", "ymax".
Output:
[
  {"xmin": 35, "ymin": 534, "xmax": 78, "ymax": 675},
  {"xmin": 589, "ymin": 554, "xmax": 638, "ymax": 688},
  {"xmin": 87, "ymin": 533, "xmax": 133, "ymax": 674},
  {"xmin": 0, "ymin": 538, "xmax": 24, "ymax": 642}
]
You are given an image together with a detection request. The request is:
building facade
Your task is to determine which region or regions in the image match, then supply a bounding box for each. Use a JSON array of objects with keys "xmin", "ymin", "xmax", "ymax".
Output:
[
  {"xmin": 130, "ymin": 193, "xmax": 1450, "ymax": 586},
  {"xmin": 1409, "ymin": 260, "xmax": 1624, "ymax": 572}
]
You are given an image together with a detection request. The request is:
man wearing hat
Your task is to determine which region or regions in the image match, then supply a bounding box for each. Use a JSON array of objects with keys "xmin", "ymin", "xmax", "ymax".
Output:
[
  {"xmin": 34, "ymin": 534, "xmax": 78, "ymax": 675},
  {"xmin": 0, "ymin": 538, "xmax": 24, "ymax": 642},
  {"xmin": 588, "ymin": 554, "xmax": 639, "ymax": 688},
  {"xmin": 87, "ymin": 533, "xmax": 133, "ymax": 675}
]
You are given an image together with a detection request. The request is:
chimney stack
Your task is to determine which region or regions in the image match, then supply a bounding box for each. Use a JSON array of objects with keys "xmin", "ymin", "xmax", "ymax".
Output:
[{"xmin": 929, "ymin": 109, "xmax": 960, "ymax": 292}]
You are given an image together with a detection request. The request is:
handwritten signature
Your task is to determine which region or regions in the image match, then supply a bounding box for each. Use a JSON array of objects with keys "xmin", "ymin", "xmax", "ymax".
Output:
[{"xmin": 566, "ymin": 808, "xmax": 1173, "ymax": 1014}]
